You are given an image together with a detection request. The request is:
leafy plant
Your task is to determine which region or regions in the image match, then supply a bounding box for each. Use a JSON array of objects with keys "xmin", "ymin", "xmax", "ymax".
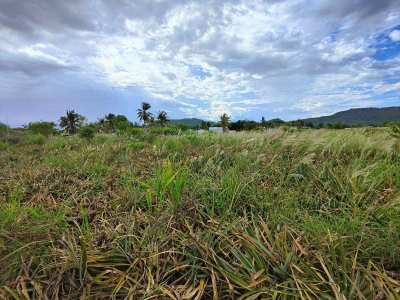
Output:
[{"xmin": 142, "ymin": 161, "xmax": 187, "ymax": 211}]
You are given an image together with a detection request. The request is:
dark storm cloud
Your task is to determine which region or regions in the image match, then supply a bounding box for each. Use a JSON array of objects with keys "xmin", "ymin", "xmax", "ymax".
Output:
[
  {"xmin": 0, "ymin": 56, "xmax": 71, "ymax": 76},
  {"xmin": 99, "ymin": 0, "xmax": 186, "ymax": 22},
  {"xmin": 0, "ymin": 51, "xmax": 75, "ymax": 76},
  {"xmin": 318, "ymin": 0, "xmax": 398, "ymax": 19},
  {"xmin": 0, "ymin": 0, "xmax": 96, "ymax": 36}
]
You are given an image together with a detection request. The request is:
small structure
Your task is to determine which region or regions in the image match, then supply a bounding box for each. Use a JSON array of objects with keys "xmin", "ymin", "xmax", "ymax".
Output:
[
  {"xmin": 209, "ymin": 127, "xmax": 224, "ymax": 133},
  {"xmin": 196, "ymin": 129, "xmax": 207, "ymax": 134}
]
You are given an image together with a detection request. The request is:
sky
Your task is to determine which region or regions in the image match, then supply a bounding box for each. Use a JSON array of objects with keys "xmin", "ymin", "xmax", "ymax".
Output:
[{"xmin": 0, "ymin": 0, "xmax": 400, "ymax": 126}]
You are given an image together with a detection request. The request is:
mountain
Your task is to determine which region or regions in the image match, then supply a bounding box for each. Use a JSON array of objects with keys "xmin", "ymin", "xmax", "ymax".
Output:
[
  {"xmin": 168, "ymin": 118, "xmax": 205, "ymax": 128},
  {"xmin": 302, "ymin": 107, "xmax": 400, "ymax": 126}
]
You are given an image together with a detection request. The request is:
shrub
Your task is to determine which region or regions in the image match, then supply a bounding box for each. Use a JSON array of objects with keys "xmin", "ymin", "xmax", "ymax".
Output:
[
  {"xmin": 128, "ymin": 141, "xmax": 146, "ymax": 150},
  {"xmin": 27, "ymin": 122, "xmax": 56, "ymax": 136},
  {"xmin": 0, "ymin": 130, "xmax": 25, "ymax": 145},
  {"xmin": 149, "ymin": 126, "xmax": 179, "ymax": 135},
  {"xmin": 0, "ymin": 140, "xmax": 9, "ymax": 150},
  {"xmin": 390, "ymin": 122, "xmax": 400, "ymax": 139},
  {"xmin": 79, "ymin": 126, "xmax": 96, "ymax": 140},
  {"xmin": 23, "ymin": 134, "xmax": 46, "ymax": 145},
  {"xmin": 0, "ymin": 123, "xmax": 8, "ymax": 132},
  {"xmin": 126, "ymin": 127, "xmax": 144, "ymax": 136},
  {"xmin": 93, "ymin": 134, "xmax": 111, "ymax": 144}
]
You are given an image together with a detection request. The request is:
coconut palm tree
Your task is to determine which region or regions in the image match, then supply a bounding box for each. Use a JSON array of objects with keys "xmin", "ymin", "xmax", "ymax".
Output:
[
  {"xmin": 59, "ymin": 110, "xmax": 85, "ymax": 134},
  {"xmin": 157, "ymin": 111, "xmax": 168, "ymax": 127},
  {"xmin": 220, "ymin": 113, "xmax": 230, "ymax": 133},
  {"xmin": 137, "ymin": 102, "xmax": 153, "ymax": 127}
]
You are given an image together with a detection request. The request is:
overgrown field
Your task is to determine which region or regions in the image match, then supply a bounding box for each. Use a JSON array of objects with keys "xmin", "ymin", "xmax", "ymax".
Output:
[{"xmin": 0, "ymin": 128, "xmax": 400, "ymax": 299}]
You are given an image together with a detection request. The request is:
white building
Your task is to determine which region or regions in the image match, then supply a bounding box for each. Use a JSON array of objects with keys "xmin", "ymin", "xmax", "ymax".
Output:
[{"xmin": 209, "ymin": 127, "xmax": 224, "ymax": 133}]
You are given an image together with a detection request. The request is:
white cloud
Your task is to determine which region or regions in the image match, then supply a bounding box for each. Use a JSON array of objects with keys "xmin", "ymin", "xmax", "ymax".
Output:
[
  {"xmin": 18, "ymin": 44, "xmax": 67, "ymax": 66},
  {"xmin": 376, "ymin": 82, "xmax": 400, "ymax": 93},
  {"xmin": 389, "ymin": 30, "xmax": 400, "ymax": 42},
  {"xmin": 1, "ymin": 0, "xmax": 400, "ymax": 122},
  {"xmin": 87, "ymin": 0, "xmax": 400, "ymax": 119}
]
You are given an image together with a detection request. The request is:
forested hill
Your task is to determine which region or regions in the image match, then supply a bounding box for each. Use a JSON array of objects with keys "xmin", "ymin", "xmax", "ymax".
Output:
[
  {"xmin": 302, "ymin": 107, "xmax": 400, "ymax": 126},
  {"xmin": 168, "ymin": 118, "xmax": 205, "ymax": 127}
]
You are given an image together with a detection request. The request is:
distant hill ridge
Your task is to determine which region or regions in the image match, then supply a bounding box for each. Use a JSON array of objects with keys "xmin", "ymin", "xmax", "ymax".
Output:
[
  {"xmin": 168, "ymin": 118, "xmax": 207, "ymax": 127},
  {"xmin": 167, "ymin": 107, "xmax": 400, "ymax": 127},
  {"xmin": 302, "ymin": 106, "xmax": 400, "ymax": 126}
]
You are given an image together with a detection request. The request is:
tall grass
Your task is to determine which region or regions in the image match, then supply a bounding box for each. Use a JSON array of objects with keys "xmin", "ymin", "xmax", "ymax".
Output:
[{"xmin": 0, "ymin": 128, "xmax": 399, "ymax": 298}]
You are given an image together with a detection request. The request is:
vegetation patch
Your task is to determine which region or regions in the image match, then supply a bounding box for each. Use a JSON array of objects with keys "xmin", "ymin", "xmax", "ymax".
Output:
[{"xmin": 0, "ymin": 126, "xmax": 399, "ymax": 299}]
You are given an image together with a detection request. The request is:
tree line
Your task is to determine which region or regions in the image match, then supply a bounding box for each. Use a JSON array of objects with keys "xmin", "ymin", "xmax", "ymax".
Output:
[{"xmin": 3, "ymin": 102, "xmax": 399, "ymax": 139}]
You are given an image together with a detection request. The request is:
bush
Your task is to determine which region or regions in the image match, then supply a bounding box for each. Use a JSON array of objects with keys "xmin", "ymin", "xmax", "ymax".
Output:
[
  {"xmin": 27, "ymin": 122, "xmax": 56, "ymax": 136},
  {"xmin": 0, "ymin": 140, "xmax": 9, "ymax": 150},
  {"xmin": 128, "ymin": 141, "xmax": 146, "ymax": 150},
  {"xmin": 390, "ymin": 123, "xmax": 400, "ymax": 139},
  {"xmin": 0, "ymin": 123, "xmax": 9, "ymax": 132},
  {"xmin": 79, "ymin": 126, "xmax": 96, "ymax": 140},
  {"xmin": 93, "ymin": 134, "xmax": 111, "ymax": 144},
  {"xmin": 23, "ymin": 134, "xmax": 46, "ymax": 145},
  {"xmin": 126, "ymin": 127, "xmax": 144, "ymax": 136},
  {"xmin": 149, "ymin": 126, "xmax": 180, "ymax": 135},
  {"xmin": 0, "ymin": 129, "xmax": 25, "ymax": 145}
]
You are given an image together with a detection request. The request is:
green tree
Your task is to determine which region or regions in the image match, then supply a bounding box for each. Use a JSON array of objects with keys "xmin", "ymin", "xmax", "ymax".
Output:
[
  {"xmin": 99, "ymin": 113, "xmax": 130, "ymax": 132},
  {"xmin": 157, "ymin": 111, "xmax": 168, "ymax": 127},
  {"xmin": 27, "ymin": 121, "xmax": 56, "ymax": 136},
  {"xmin": 79, "ymin": 125, "xmax": 96, "ymax": 140},
  {"xmin": 59, "ymin": 110, "xmax": 85, "ymax": 134},
  {"xmin": 137, "ymin": 102, "xmax": 153, "ymax": 127},
  {"xmin": 220, "ymin": 113, "xmax": 230, "ymax": 133}
]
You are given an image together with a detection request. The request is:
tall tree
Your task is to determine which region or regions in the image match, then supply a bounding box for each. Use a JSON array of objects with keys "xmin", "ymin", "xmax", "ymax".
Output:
[
  {"xmin": 137, "ymin": 102, "xmax": 152, "ymax": 127},
  {"xmin": 220, "ymin": 113, "xmax": 230, "ymax": 133},
  {"xmin": 157, "ymin": 111, "xmax": 168, "ymax": 127},
  {"xmin": 59, "ymin": 110, "xmax": 85, "ymax": 134}
]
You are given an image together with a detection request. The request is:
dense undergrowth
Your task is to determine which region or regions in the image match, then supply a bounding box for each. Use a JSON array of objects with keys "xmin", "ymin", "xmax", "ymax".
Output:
[{"xmin": 0, "ymin": 128, "xmax": 399, "ymax": 299}]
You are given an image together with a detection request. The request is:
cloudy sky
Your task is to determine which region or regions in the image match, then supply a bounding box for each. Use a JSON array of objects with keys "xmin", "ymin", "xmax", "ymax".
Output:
[{"xmin": 1, "ymin": 0, "xmax": 400, "ymax": 126}]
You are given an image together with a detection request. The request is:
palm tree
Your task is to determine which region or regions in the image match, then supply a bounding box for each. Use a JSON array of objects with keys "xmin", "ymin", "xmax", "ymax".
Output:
[
  {"xmin": 60, "ymin": 110, "xmax": 84, "ymax": 134},
  {"xmin": 157, "ymin": 111, "xmax": 168, "ymax": 127},
  {"xmin": 137, "ymin": 102, "xmax": 152, "ymax": 127},
  {"xmin": 220, "ymin": 113, "xmax": 230, "ymax": 133}
]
